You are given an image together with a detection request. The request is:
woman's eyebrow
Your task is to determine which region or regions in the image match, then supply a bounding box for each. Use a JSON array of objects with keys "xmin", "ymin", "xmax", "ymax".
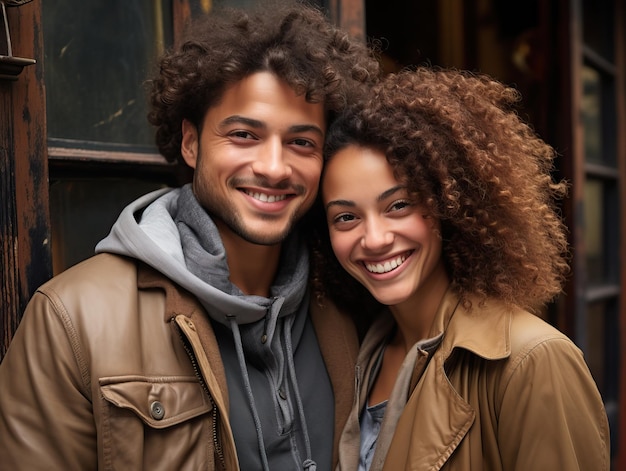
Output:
[
  {"xmin": 325, "ymin": 185, "xmax": 406, "ymax": 211},
  {"xmin": 325, "ymin": 199, "xmax": 355, "ymax": 211},
  {"xmin": 378, "ymin": 185, "xmax": 406, "ymax": 202}
]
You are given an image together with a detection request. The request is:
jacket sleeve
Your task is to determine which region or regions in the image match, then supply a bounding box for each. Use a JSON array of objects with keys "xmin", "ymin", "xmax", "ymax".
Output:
[
  {"xmin": 0, "ymin": 289, "xmax": 97, "ymax": 470},
  {"xmin": 497, "ymin": 336, "xmax": 611, "ymax": 470}
]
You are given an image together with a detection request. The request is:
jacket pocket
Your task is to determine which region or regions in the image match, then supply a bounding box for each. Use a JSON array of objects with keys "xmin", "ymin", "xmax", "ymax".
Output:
[{"xmin": 99, "ymin": 375, "xmax": 214, "ymax": 470}]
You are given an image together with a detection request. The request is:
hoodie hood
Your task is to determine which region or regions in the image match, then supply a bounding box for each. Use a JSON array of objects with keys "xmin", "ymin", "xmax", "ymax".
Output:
[{"xmin": 95, "ymin": 184, "xmax": 308, "ymax": 326}]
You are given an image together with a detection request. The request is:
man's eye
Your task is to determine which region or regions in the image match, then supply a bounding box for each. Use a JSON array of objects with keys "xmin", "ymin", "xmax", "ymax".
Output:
[
  {"xmin": 230, "ymin": 130, "xmax": 256, "ymax": 139},
  {"xmin": 291, "ymin": 138, "xmax": 314, "ymax": 147}
]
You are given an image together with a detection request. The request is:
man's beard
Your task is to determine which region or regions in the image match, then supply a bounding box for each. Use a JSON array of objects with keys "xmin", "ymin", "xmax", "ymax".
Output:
[{"xmin": 210, "ymin": 204, "xmax": 300, "ymax": 246}]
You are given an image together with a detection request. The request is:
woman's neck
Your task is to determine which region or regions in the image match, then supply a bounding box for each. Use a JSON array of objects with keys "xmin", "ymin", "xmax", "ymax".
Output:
[{"xmin": 388, "ymin": 261, "xmax": 450, "ymax": 351}]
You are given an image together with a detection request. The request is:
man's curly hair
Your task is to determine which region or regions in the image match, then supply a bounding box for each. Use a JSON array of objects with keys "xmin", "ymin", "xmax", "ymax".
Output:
[
  {"xmin": 147, "ymin": 1, "xmax": 380, "ymax": 164},
  {"xmin": 310, "ymin": 67, "xmax": 570, "ymax": 316}
]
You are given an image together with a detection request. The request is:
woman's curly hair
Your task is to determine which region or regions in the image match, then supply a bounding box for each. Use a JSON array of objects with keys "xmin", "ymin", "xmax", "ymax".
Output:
[
  {"xmin": 147, "ymin": 1, "xmax": 380, "ymax": 163},
  {"xmin": 310, "ymin": 67, "xmax": 570, "ymax": 317}
]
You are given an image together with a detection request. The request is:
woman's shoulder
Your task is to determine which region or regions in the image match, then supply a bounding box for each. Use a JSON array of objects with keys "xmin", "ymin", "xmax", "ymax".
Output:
[
  {"xmin": 446, "ymin": 294, "xmax": 581, "ymax": 366},
  {"xmin": 507, "ymin": 306, "xmax": 577, "ymax": 357},
  {"xmin": 496, "ymin": 306, "xmax": 593, "ymax": 388}
]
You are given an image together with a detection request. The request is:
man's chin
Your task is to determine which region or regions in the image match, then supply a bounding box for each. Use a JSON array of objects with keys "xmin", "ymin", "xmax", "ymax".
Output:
[
  {"xmin": 234, "ymin": 223, "xmax": 293, "ymax": 246},
  {"xmin": 244, "ymin": 232, "xmax": 290, "ymax": 246},
  {"xmin": 211, "ymin": 210, "xmax": 297, "ymax": 246}
]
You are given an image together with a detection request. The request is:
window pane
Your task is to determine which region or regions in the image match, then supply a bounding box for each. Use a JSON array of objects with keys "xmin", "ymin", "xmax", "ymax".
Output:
[
  {"xmin": 582, "ymin": 65, "xmax": 616, "ymax": 166},
  {"xmin": 584, "ymin": 178, "xmax": 619, "ymax": 286},
  {"xmin": 42, "ymin": 1, "xmax": 172, "ymax": 148},
  {"xmin": 582, "ymin": 0, "xmax": 614, "ymax": 59},
  {"xmin": 584, "ymin": 178, "xmax": 603, "ymax": 284},
  {"xmin": 582, "ymin": 66, "xmax": 603, "ymax": 164}
]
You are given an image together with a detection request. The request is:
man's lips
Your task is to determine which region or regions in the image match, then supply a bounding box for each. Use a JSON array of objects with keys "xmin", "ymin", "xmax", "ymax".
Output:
[{"xmin": 241, "ymin": 189, "xmax": 289, "ymax": 203}]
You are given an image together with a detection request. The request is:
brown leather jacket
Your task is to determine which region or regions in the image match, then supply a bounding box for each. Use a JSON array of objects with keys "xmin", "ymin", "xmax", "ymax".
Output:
[
  {"xmin": 339, "ymin": 290, "xmax": 610, "ymax": 471},
  {"xmin": 0, "ymin": 253, "xmax": 359, "ymax": 470}
]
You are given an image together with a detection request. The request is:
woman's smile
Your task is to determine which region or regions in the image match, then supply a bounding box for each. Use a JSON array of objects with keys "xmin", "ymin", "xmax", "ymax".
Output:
[{"xmin": 362, "ymin": 250, "xmax": 413, "ymax": 275}]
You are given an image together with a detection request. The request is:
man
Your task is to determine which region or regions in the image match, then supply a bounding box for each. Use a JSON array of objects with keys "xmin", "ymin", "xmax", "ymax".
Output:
[{"xmin": 0, "ymin": 3, "xmax": 380, "ymax": 469}]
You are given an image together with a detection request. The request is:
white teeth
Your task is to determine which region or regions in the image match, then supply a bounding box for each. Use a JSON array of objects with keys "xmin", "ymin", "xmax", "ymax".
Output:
[
  {"xmin": 245, "ymin": 190, "xmax": 287, "ymax": 203},
  {"xmin": 365, "ymin": 254, "xmax": 407, "ymax": 274}
]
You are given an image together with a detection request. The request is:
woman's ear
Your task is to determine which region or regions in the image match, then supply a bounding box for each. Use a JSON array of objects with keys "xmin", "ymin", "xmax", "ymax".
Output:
[{"xmin": 181, "ymin": 119, "xmax": 199, "ymax": 169}]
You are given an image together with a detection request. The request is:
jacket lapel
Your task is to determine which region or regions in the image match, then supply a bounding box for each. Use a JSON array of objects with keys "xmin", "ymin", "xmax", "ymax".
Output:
[
  {"xmin": 385, "ymin": 290, "xmax": 512, "ymax": 470},
  {"xmin": 384, "ymin": 353, "xmax": 475, "ymax": 470}
]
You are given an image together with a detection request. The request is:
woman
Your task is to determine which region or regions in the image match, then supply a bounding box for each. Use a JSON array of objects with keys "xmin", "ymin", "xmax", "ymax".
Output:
[{"xmin": 311, "ymin": 68, "xmax": 610, "ymax": 470}]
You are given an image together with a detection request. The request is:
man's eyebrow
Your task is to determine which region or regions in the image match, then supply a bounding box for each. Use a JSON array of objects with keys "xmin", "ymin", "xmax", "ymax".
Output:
[
  {"xmin": 220, "ymin": 116, "xmax": 324, "ymax": 137},
  {"xmin": 221, "ymin": 115, "xmax": 265, "ymax": 129},
  {"xmin": 288, "ymin": 124, "xmax": 324, "ymax": 138}
]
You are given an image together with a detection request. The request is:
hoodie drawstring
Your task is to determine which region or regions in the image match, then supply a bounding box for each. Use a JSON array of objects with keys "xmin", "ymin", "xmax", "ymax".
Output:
[
  {"xmin": 228, "ymin": 309, "xmax": 318, "ymax": 471},
  {"xmin": 283, "ymin": 314, "xmax": 317, "ymax": 471},
  {"xmin": 228, "ymin": 316, "xmax": 271, "ymax": 471}
]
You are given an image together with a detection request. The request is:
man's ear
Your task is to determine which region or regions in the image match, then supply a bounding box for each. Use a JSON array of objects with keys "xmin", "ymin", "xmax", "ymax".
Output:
[{"xmin": 181, "ymin": 119, "xmax": 199, "ymax": 169}]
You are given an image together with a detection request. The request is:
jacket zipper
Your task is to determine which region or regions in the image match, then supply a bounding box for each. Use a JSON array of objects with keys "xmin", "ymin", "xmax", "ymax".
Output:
[
  {"xmin": 173, "ymin": 319, "xmax": 227, "ymax": 471},
  {"xmin": 354, "ymin": 364, "xmax": 362, "ymax": 410}
]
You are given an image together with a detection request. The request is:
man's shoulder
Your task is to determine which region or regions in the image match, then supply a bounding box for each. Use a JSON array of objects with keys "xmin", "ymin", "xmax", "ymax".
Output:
[
  {"xmin": 43, "ymin": 253, "xmax": 138, "ymax": 289},
  {"xmin": 31, "ymin": 254, "xmax": 170, "ymax": 336}
]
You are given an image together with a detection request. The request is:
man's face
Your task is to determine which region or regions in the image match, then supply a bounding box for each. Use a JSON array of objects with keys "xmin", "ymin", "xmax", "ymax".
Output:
[{"xmin": 181, "ymin": 72, "xmax": 325, "ymax": 247}]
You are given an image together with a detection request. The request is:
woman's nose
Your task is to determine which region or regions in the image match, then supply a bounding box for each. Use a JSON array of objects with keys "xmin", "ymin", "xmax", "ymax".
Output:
[{"xmin": 360, "ymin": 220, "xmax": 394, "ymax": 250}]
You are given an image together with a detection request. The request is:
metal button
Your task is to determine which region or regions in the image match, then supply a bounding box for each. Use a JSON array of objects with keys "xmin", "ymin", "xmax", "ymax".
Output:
[
  {"xmin": 150, "ymin": 401, "xmax": 165, "ymax": 420},
  {"xmin": 278, "ymin": 389, "xmax": 287, "ymax": 400}
]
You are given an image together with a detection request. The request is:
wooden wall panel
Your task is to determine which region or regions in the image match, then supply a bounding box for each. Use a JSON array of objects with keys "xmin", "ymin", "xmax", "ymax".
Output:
[
  {"xmin": 616, "ymin": 1, "xmax": 626, "ymax": 466},
  {"xmin": 0, "ymin": 0, "xmax": 51, "ymax": 359}
]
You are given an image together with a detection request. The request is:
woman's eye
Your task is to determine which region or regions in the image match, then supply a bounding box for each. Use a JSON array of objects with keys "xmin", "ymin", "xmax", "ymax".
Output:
[
  {"xmin": 333, "ymin": 213, "xmax": 356, "ymax": 224},
  {"xmin": 390, "ymin": 200, "xmax": 411, "ymax": 212}
]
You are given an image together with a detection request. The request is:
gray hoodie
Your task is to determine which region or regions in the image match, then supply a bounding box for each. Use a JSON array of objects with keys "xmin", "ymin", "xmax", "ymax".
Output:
[{"xmin": 96, "ymin": 184, "xmax": 333, "ymax": 470}]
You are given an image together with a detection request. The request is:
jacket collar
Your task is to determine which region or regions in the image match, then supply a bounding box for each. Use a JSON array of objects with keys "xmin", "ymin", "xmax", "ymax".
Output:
[
  {"xmin": 432, "ymin": 288, "xmax": 512, "ymax": 361},
  {"xmin": 137, "ymin": 261, "xmax": 230, "ymax": 399},
  {"xmin": 384, "ymin": 290, "xmax": 513, "ymax": 470},
  {"xmin": 137, "ymin": 261, "xmax": 200, "ymax": 323}
]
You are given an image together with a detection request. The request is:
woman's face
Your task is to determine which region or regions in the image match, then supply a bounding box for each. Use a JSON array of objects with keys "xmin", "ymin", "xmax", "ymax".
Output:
[{"xmin": 322, "ymin": 145, "xmax": 447, "ymax": 307}]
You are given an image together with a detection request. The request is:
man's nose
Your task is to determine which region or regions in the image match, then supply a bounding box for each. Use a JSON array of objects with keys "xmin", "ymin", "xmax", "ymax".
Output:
[{"xmin": 251, "ymin": 138, "xmax": 293, "ymax": 183}]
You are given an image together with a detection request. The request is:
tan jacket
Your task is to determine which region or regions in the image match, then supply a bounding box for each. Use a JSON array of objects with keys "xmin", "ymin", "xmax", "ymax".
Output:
[
  {"xmin": 343, "ymin": 290, "xmax": 610, "ymax": 470},
  {"xmin": 0, "ymin": 253, "xmax": 359, "ymax": 470}
]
